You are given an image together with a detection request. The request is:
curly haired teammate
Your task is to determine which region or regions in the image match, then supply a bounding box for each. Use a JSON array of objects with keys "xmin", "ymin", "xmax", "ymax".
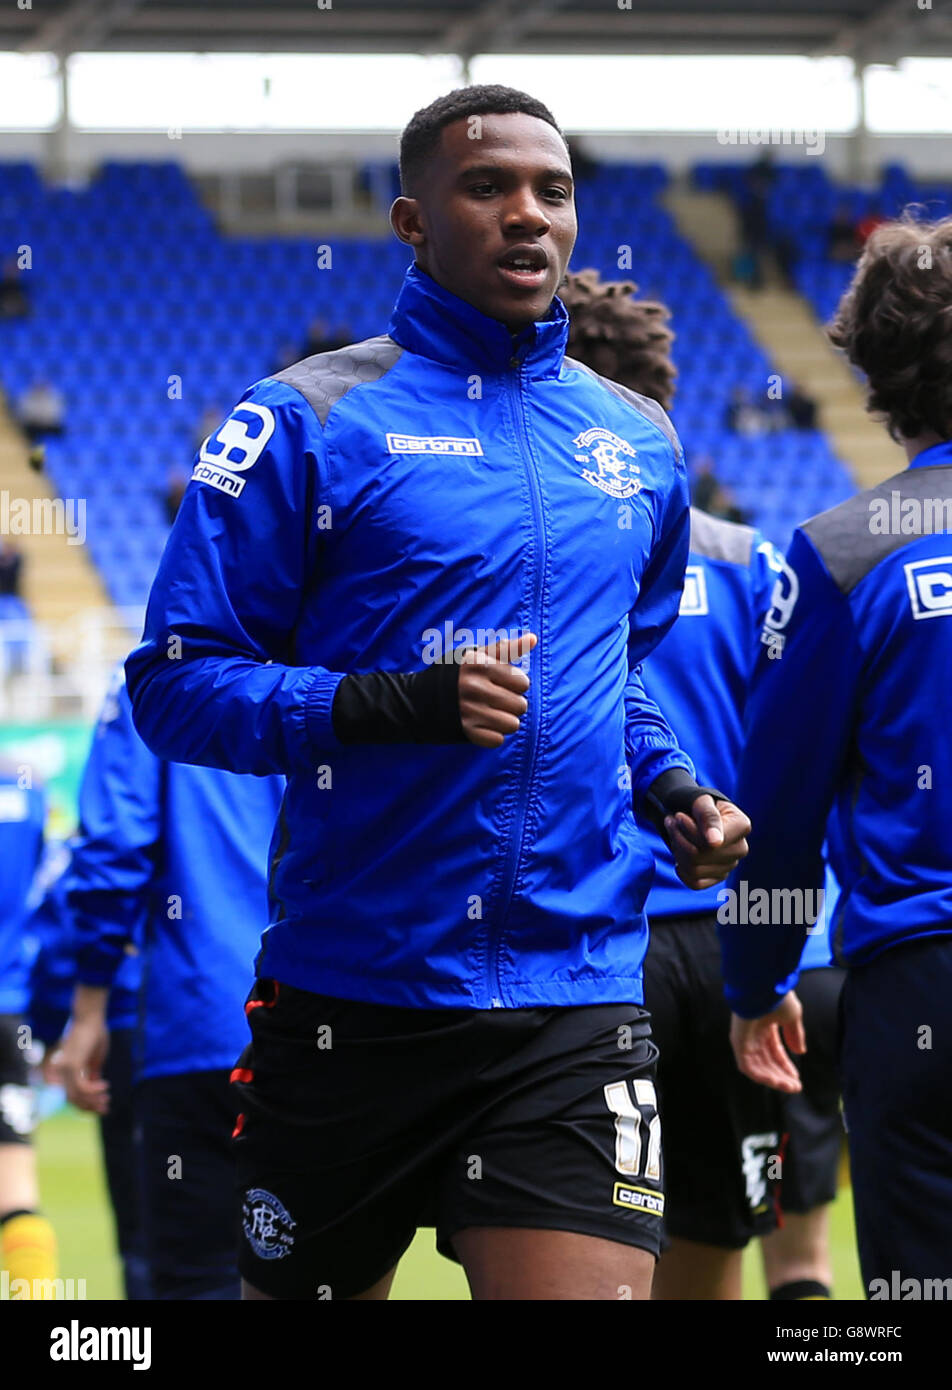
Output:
[
  {"xmin": 722, "ymin": 216, "xmax": 952, "ymax": 1295},
  {"xmin": 563, "ymin": 269, "xmax": 847, "ymax": 1302}
]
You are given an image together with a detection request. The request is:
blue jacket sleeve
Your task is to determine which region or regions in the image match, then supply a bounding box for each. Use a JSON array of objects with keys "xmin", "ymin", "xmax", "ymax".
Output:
[
  {"xmin": 125, "ymin": 382, "xmax": 345, "ymax": 775},
  {"xmin": 625, "ymin": 442, "xmax": 695, "ymax": 800},
  {"xmin": 718, "ymin": 529, "xmax": 862, "ymax": 1017},
  {"xmin": 27, "ymin": 879, "xmax": 75, "ymax": 1045},
  {"xmin": 749, "ymin": 533, "xmax": 786, "ymax": 656},
  {"xmin": 66, "ymin": 670, "xmax": 161, "ymax": 988}
]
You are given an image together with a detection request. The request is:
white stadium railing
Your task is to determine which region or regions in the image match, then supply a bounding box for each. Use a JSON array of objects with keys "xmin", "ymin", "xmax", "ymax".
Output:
[{"xmin": 0, "ymin": 607, "xmax": 146, "ymax": 721}]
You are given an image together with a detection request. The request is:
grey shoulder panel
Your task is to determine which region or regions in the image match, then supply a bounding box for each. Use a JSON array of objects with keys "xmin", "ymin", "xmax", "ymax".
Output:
[
  {"xmin": 688, "ymin": 507, "xmax": 755, "ymax": 567},
  {"xmin": 271, "ymin": 336, "xmax": 403, "ymax": 426},
  {"xmin": 562, "ymin": 356, "xmax": 681, "ymax": 458},
  {"xmin": 802, "ymin": 464, "xmax": 952, "ymax": 594}
]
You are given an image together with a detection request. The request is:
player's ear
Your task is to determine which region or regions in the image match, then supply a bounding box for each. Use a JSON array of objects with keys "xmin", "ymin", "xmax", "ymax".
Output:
[{"xmin": 390, "ymin": 196, "xmax": 426, "ymax": 248}]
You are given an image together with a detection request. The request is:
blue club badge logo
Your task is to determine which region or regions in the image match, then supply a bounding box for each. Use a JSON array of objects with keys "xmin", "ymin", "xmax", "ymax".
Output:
[
  {"xmin": 242, "ymin": 1187, "xmax": 297, "ymax": 1261},
  {"xmin": 574, "ymin": 427, "xmax": 642, "ymax": 499}
]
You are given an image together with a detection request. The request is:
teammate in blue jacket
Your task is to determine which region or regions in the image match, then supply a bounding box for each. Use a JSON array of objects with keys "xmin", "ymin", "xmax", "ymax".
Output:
[
  {"xmin": 126, "ymin": 85, "xmax": 750, "ymax": 1302},
  {"xmin": 28, "ymin": 842, "xmax": 150, "ymax": 1300},
  {"xmin": 56, "ymin": 665, "xmax": 284, "ymax": 1299},
  {"xmin": 0, "ymin": 760, "xmax": 58, "ymax": 1294},
  {"xmin": 561, "ymin": 268, "xmax": 790, "ymax": 1299},
  {"xmin": 722, "ymin": 216, "xmax": 952, "ymax": 1294}
]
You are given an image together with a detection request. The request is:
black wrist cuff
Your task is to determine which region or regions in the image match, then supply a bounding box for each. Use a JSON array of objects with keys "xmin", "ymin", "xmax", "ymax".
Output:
[
  {"xmin": 641, "ymin": 768, "xmax": 729, "ymax": 836},
  {"xmin": 332, "ymin": 662, "xmax": 466, "ymax": 745}
]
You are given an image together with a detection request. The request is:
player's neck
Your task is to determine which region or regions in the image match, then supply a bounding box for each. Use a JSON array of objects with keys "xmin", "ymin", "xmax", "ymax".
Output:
[{"xmin": 904, "ymin": 429, "xmax": 947, "ymax": 464}]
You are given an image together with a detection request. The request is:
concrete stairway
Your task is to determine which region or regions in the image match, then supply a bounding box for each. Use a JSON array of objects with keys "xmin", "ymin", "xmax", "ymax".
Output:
[
  {"xmin": 664, "ymin": 186, "xmax": 906, "ymax": 490},
  {"xmin": 0, "ymin": 400, "xmax": 113, "ymax": 650},
  {"xmin": 728, "ymin": 287, "xmax": 905, "ymax": 490}
]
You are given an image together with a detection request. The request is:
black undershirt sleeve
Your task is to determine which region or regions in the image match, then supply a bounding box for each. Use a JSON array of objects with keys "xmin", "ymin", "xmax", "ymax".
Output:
[
  {"xmin": 641, "ymin": 767, "xmax": 730, "ymax": 839},
  {"xmin": 331, "ymin": 663, "xmax": 466, "ymax": 744}
]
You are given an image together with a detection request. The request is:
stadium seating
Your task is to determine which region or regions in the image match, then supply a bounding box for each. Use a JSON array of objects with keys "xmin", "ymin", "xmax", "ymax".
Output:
[{"xmin": 0, "ymin": 156, "xmax": 863, "ymax": 610}]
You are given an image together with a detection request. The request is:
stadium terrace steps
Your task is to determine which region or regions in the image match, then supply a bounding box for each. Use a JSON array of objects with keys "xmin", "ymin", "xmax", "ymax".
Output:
[
  {"xmin": 662, "ymin": 186, "xmax": 744, "ymax": 283},
  {"xmin": 665, "ymin": 186, "xmax": 902, "ymax": 492},
  {"xmin": 727, "ymin": 288, "xmax": 905, "ymax": 491},
  {"xmin": 0, "ymin": 405, "xmax": 113, "ymax": 644}
]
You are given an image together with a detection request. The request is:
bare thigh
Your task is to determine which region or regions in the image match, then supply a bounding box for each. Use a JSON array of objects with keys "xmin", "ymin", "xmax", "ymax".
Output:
[{"xmin": 453, "ymin": 1226, "xmax": 655, "ymax": 1301}]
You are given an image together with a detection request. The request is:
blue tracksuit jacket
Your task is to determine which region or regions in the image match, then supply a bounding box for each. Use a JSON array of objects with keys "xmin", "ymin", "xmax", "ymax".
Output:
[
  {"xmin": 126, "ymin": 262, "xmax": 696, "ymax": 1009},
  {"xmin": 68, "ymin": 666, "xmax": 284, "ymax": 1078},
  {"xmin": 0, "ymin": 764, "xmax": 46, "ymax": 1015},
  {"xmin": 28, "ymin": 841, "xmax": 140, "ymax": 1045},
  {"xmin": 642, "ymin": 507, "xmax": 783, "ymax": 918},
  {"xmin": 720, "ymin": 442, "xmax": 952, "ymax": 1017}
]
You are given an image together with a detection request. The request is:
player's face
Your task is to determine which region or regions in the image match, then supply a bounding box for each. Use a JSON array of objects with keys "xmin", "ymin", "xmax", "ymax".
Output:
[{"xmin": 394, "ymin": 113, "xmax": 577, "ymax": 332}]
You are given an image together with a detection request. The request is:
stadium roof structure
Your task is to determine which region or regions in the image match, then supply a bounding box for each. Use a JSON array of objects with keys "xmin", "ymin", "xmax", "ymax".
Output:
[{"xmin": 5, "ymin": 0, "xmax": 952, "ymax": 61}]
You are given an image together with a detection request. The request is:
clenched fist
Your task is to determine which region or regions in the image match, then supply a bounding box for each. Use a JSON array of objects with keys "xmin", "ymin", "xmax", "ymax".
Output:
[{"xmin": 459, "ymin": 632, "xmax": 538, "ymax": 748}]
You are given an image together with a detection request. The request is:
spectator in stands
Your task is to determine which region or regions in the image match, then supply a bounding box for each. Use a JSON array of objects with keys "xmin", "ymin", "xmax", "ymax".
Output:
[
  {"xmin": 302, "ymin": 316, "xmax": 350, "ymax": 357},
  {"xmin": 0, "ymin": 256, "xmax": 29, "ymax": 320},
  {"xmin": 17, "ymin": 381, "xmax": 65, "ymax": 443},
  {"xmin": 785, "ymin": 381, "xmax": 819, "ymax": 432},
  {"xmin": 164, "ymin": 468, "xmax": 188, "ymax": 526},
  {"xmin": 193, "ymin": 405, "xmax": 223, "ymax": 453},
  {"xmin": 855, "ymin": 210, "xmax": 885, "ymax": 247},
  {"xmin": 725, "ymin": 386, "xmax": 769, "ymax": 438},
  {"xmin": 0, "ymin": 541, "xmax": 22, "ymax": 599},
  {"xmin": 691, "ymin": 460, "xmax": 748, "ymax": 526},
  {"xmin": 828, "ymin": 202, "xmax": 860, "ymax": 263},
  {"xmin": 736, "ymin": 154, "xmax": 774, "ymax": 289}
]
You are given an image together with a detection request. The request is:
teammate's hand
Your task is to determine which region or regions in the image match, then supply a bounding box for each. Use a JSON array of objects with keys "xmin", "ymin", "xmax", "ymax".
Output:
[
  {"xmin": 730, "ymin": 991, "xmax": 806, "ymax": 1094},
  {"xmin": 665, "ymin": 795, "xmax": 751, "ymax": 890},
  {"xmin": 459, "ymin": 632, "xmax": 537, "ymax": 749},
  {"xmin": 41, "ymin": 1041, "xmax": 63, "ymax": 1087},
  {"xmin": 55, "ymin": 1016, "xmax": 111, "ymax": 1116}
]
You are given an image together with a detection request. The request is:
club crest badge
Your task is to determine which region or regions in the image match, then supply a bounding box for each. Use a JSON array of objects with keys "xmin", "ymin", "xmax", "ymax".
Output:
[
  {"xmin": 242, "ymin": 1188, "xmax": 297, "ymax": 1261},
  {"xmin": 574, "ymin": 427, "xmax": 642, "ymax": 499}
]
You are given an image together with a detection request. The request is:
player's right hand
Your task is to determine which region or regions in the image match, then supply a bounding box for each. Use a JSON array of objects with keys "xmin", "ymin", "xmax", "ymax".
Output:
[
  {"xmin": 459, "ymin": 632, "xmax": 537, "ymax": 748},
  {"xmin": 55, "ymin": 1017, "xmax": 111, "ymax": 1116},
  {"xmin": 729, "ymin": 990, "xmax": 806, "ymax": 1094}
]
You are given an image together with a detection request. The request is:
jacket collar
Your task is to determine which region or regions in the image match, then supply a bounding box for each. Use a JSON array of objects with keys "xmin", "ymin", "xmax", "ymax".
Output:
[
  {"xmin": 907, "ymin": 439, "xmax": 952, "ymax": 470},
  {"xmin": 387, "ymin": 262, "xmax": 569, "ymax": 379}
]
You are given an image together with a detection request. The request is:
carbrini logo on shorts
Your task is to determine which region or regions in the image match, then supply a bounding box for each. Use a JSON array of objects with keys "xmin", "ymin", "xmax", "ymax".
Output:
[{"xmin": 612, "ymin": 1183, "xmax": 665, "ymax": 1216}]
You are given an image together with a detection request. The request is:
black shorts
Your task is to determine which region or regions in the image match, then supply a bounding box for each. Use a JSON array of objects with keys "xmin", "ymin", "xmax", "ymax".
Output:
[
  {"xmin": 232, "ymin": 978, "xmax": 665, "ymax": 1300},
  {"xmin": 777, "ymin": 966, "xmax": 845, "ymax": 1215},
  {"xmin": 644, "ymin": 913, "xmax": 783, "ymax": 1249},
  {"xmin": 0, "ymin": 1013, "xmax": 35, "ymax": 1145},
  {"xmin": 136, "ymin": 1068, "xmax": 241, "ymax": 1299}
]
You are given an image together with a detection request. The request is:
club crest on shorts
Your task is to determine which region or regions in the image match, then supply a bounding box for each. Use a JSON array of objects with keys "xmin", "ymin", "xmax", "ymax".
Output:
[
  {"xmin": 242, "ymin": 1187, "xmax": 296, "ymax": 1261},
  {"xmin": 574, "ymin": 427, "xmax": 642, "ymax": 499}
]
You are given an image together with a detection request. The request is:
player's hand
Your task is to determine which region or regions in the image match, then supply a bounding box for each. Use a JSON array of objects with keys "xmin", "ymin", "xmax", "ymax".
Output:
[
  {"xmin": 730, "ymin": 991, "xmax": 806, "ymax": 1094},
  {"xmin": 56, "ymin": 1017, "xmax": 111, "ymax": 1115},
  {"xmin": 41, "ymin": 1041, "xmax": 64, "ymax": 1087},
  {"xmin": 665, "ymin": 795, "xmax": 751, "ymax": 890},
  {"xmin": 459, "ymin": 631, "xmax": 537, "ymax": 748}
]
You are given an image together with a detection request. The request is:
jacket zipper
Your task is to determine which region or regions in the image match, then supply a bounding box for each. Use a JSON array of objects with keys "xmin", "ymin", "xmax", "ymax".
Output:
[{"xmin": 487, "ymin": 353, "xmax": 547, "ymax": 1006}]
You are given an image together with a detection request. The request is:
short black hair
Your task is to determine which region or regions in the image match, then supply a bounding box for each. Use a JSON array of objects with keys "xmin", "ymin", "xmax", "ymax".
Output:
[{"xmin": 399, "ymin": 84, "xmax": 564, "ymax": 196}]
